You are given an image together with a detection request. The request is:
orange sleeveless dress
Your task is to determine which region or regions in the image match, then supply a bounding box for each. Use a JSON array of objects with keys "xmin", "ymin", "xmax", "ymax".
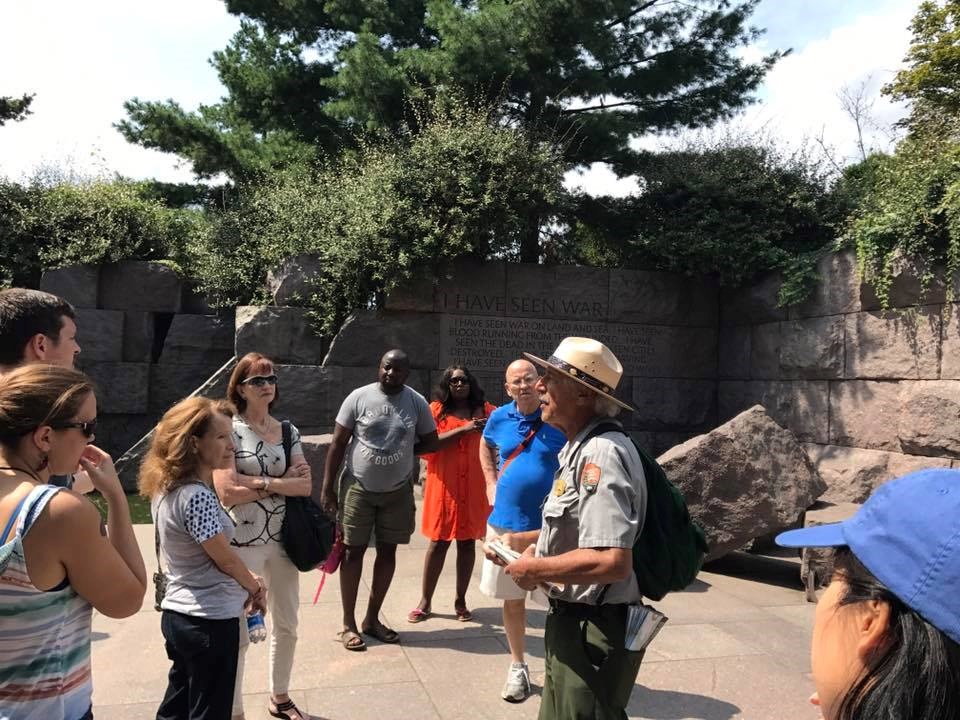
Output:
[{"xmin": 421, "ymin": 401, "xmax": 495, "ymax": 541}]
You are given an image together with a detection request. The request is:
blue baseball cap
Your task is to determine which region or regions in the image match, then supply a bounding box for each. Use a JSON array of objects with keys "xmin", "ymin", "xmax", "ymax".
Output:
[{"xmin": 777, "ymin": 468, "xmax": 960, "ymax": 645}]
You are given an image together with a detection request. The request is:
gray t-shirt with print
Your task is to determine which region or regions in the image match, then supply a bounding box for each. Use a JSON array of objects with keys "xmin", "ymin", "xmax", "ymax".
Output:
[
  {"xmin": 153, "ymin": 483, "xmax": 247, "ymax": 620},
  {"xmin": 335, "ymin": 383, "xmax": 435, "ymax": 492}
]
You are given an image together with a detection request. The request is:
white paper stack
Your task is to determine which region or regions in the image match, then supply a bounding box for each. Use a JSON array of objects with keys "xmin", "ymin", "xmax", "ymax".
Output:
[{"xmin": 625, "ymin": 604, "xmax": 668, "ymax": 652}]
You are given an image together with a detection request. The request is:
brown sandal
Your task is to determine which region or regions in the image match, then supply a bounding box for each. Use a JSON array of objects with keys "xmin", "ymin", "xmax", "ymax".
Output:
[{"xmin": 339, "ymin": 629, "xmax": 367, "ymax": 651}]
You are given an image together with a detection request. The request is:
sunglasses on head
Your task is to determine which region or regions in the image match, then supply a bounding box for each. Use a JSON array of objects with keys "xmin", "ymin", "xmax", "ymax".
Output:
[
  {"xmin": 242, "ymin": 374, "xmax": 278, "ymax": 387},
  {"xmin": 52, "ymin": 419, "xmax": 97, "ymax": 438}
]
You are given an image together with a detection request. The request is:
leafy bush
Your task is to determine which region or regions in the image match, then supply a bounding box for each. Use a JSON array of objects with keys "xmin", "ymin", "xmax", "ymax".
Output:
[
  {"xmin": 846, "ymin": 135, "xmax": 960, "ymax": 306},
  {"xmin": 560, "ymin": 136, "xmax": 847, "ymax": 303},
  {"xmin": 189, "ymin": 96, "xmax": 566, "ymax": 329},
  {"xmin": 22, "ymin": 180, "xmax": 205, "ymax": 271}
]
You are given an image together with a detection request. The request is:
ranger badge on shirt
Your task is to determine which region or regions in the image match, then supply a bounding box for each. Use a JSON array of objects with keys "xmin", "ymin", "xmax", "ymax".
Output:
[{"xmin": 581, "ymin": 463, "xmax": 601, "ymax": 492}]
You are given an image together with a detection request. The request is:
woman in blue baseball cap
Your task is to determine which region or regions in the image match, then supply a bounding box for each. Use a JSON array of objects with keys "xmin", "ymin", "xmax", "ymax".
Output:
[{"xmin": 777, "ymin": 468, "xmax": 960, "ymax": 720}]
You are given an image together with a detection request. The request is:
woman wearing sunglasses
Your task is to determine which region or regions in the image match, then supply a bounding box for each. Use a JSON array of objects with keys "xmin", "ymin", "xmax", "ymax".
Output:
[
  {"xmin": 214, "ymin": 353, "xmax": 312, "ymax": 720},
  {"xmin": 0, "ymin": 365, "xmax": 146, "ymax": 720},
  {"xmin": 408, "ymin": 365, "xmax": 495, "ymax": 624},
  {"xmin": 777, "ymin": 468, "xmax": 960, "ymax": 720}
]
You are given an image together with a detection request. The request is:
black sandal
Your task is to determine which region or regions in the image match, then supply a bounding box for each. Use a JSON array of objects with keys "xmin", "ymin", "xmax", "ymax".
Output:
[{"xmin": 269, "ymin": 698, "xmax": 305, "ymax": 720}]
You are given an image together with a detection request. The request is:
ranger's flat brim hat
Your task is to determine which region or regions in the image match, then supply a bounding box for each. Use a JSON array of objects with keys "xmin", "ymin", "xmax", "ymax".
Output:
[{"xmin": 524, "ymin": 336, "xmax": 635, "ymax": 412}]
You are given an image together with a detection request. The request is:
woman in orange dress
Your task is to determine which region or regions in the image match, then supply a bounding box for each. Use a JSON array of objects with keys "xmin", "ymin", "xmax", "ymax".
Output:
[{"xmin": 408, "ymin": 365, "xmax": 495, "ymax": 623}]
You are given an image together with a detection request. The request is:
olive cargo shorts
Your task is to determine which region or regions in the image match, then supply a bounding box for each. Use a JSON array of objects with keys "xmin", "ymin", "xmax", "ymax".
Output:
[
  {"xmin": 339, "ymin": 473, "xmax": 416, "ymax": 547},
  {"xmin": 539, "ymin": 603, "xmax": 645, "ymax": 720}
]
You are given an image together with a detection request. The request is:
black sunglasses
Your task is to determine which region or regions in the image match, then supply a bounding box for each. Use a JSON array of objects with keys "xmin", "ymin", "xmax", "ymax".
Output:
[
  {"xmin": 449, "ymin": 377, "xmax": 471, "ymax": 385},
  {"xmin": 242, "ymin": 375, "xmax": 278, "ymax": 387},
  {"xmin": 52, "ymin": 419, "xmax": 97, "ymax": 438}
]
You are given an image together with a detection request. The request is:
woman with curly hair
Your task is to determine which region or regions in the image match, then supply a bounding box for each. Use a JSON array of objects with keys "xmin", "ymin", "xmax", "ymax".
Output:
[
  {"xmin": 0, "ymin": 365, "xmax": 145, "ymax": 720},
  {"xmin": 141, "ymin": 396, "xmax": 266, "ymax": 720},
  {"xmin": 777, "ymin": 468, "xmax": 960, "ymax": 720},
  {"xmin": 408, "ymin": 365, "xmax": 495, "ymax": 624}
]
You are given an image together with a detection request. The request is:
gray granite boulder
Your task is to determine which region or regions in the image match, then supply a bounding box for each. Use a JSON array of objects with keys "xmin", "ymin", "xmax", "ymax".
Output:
[
  {"xmin": 159, "ymin": 314, "xmax": 235, "ymax": 365},
  {"xmin": 897, "ymin": 381, "xmax": 960, "ymax": 457},
  {"xmin": 40, "ymin": 265, "xmax": 99, "ymax": 308},
  {"xmin": 267, "ymin": 253, "xmax": 323, "ymax": 306},
  {"xmin": 658, "ymin": 405, "xmax": 826, "ymax": 562},
  {"xmin": 235, "ymin": 306, "xmax": 328, "ymax": 365},
  {"xmin": 100, "ymin": 261, "xmax": 183, "ymax": 313}
]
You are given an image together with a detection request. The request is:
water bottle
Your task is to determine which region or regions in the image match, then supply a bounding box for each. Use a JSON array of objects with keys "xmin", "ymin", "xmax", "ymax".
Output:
[{"xmin": 247, "ymin": 611, "xmax": 267, "ymax": 643}]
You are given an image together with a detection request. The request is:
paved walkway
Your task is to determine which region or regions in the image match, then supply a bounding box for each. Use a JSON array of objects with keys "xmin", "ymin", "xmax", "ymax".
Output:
[{"xmin": 93, "ymin": 501, "xmax": 820, "ymax": 719}]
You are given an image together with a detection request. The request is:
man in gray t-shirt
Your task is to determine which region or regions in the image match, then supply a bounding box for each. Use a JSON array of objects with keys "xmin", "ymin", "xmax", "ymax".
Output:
[{"xmin": 321, "ymin": 349, "xmax": 438, "ymax": 651}]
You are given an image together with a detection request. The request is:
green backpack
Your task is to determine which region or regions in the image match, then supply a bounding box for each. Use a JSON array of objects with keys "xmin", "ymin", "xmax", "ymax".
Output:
[{"xmin": 586, "ymin": 423, "xmax": 709, "ymax": 601}]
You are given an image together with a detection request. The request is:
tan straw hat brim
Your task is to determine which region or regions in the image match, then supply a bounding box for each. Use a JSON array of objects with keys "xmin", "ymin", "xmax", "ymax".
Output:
[{"xmin": 523, "ymin": 352, "xmax": 635, "ymax": 412}]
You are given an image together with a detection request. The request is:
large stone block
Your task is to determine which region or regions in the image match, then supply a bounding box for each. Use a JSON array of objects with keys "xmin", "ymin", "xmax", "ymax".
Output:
[
  {"xmin": 99, "ymin": 262, "xmax": 183, "ymax": 313},
  {"xmin": 718, "ymin": 380, "xmax": 829, "ymax": 444},
  {"xmin": 505, "ymin": 264, "xmax": 610, "ymax": 321},
  {"xmin": 608, "ymin": 270, "xmax": 717, "ymax": 326},
  {"xmin": 235, "ymin": 306, "xmax": 327, "ymax": 365},
  {"xmin": 898, "ymin": 381, "xmax": 960, "ymax": 457},
  {"xmin": 720, "ymin": 272, "xmax": 786, "ymax": 325},
  {"xmin": 800, "ymin": 443, "xmax": 950, "ymax": 503},
  {"xmin": 860, "ymin": 258, "xmax": 958, "ymax": 310},
  {"xmin": 384, "ymin": 270, "xmax": 435, "ymax": 312},
  {"xmin": 750, "ymin": 322, "xmax": 780, "ymax": 379},
  {"xmin": 39, "ymin": 265, "xmax": 99, "ymax": 308},
  {"xmin": 149, "ymin": 363, "xmax": 225, "ymax": 414},
  {"xmin": 780, "ymin": 317, "xmax": 844, "ymax": 379},
  {"xmin": 96, "ymin": 414, "xmax": 155, "ymax": 470},
  {"xmin": 718, "ymin": 325, "xmax": 750, "ymax": 380},
  {"xmin": 159, "ymin": 314, "xmax": 235, "ymax": 365},
  {"xmin": 324, "ymin": 310, "xmax": 440, "ymax": 369},
  {"xmin": 612, "ymin": 324, "xmax": 717, "ymax": 379},
  {"xmin": 844, "ymin": 307, "xmax": 940, "ymax": 379},
  {"xmin": 266, "ymin": 253, "xmax": 323, "ymax": 306},
  {"xmin": 271, "ymin": 365, "xmax": 430, "ymax": 427},
  {"xmin": 940, "ymin": 304, "xmax": 960, "ymax": 379},
  {"xmin": 828, "ymin": 380, "xmax": 902, "ymax": 451},
  {"xmin": 123, "ymin": 311, "xmax": 155, "ymax": 363},
  {"xmin": 631, "ymin": 379, "xmax": 716, "ymax": 430},
  {"xmin": 82, "ymin": 362, "xmax": 150, "ymax": 414},
  {"xmin": 789, "ymin": 250, "xmax": 861, "ymax": 318},
  {"xmin": 434, "ymin": 258, "xmax": 507, "ymax": 315},
  {"xmin": 657, "ymin": 405, "xmax": 826, "ymax": 561},
  {"xmin": 74, "ymin": 309, "xmax": 123, "ymax": 362}
]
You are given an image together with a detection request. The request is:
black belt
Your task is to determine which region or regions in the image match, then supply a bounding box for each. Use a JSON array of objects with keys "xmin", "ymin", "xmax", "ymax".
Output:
[{"xmin": 548, "ymin": 598, "xmax": 626, "ymax": 619}]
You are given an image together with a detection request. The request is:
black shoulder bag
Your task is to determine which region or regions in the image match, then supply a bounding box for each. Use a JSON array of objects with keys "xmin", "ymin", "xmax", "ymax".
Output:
[{"xmin": 279, "ymin": 420, "xmax": 336, "ymax": 571}]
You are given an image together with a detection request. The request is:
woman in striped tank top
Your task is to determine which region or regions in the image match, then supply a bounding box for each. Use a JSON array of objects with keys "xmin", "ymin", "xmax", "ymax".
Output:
[{"xmin": 0, "ymin": 365, "xmax": 147, "ymax": 720}]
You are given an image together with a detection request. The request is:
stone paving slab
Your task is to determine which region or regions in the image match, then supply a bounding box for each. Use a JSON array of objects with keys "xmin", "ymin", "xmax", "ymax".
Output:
[{"xmin": 94, "ymin": 505, "xmax": 819, "ymax": 719}]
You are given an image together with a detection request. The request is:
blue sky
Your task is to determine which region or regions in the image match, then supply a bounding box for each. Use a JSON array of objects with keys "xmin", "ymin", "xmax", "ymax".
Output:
[{"xmin": 0, "ymin": 0, "xmax": 919, "ymax": 192}]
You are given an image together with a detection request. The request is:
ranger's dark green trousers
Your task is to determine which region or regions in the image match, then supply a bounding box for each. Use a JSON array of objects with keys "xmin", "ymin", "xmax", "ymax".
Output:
[{"xmin": 539, "ymin": 602, "xmax": 645, "ymax": 720}]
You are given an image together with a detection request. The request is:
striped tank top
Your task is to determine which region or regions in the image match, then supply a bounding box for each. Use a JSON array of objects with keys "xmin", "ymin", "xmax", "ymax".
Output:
[{"xmin": 0, "ymin": 485, "xmax": 93, "ymax": 720}]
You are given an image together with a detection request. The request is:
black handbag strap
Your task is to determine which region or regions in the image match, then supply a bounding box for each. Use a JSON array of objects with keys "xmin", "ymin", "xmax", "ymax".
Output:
[
  {"xmin": 154, "ymin": 493, "xmax": 166, "ymax": 574},
  {"xmin": 281, "ymin": 419, "xmax": 292, "ymax": 472}
]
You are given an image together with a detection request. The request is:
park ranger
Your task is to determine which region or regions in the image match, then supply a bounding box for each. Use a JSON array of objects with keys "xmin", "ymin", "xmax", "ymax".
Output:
[{"xmin": 485, "ymin": 336, "xmax": 647, "ymax": 720}]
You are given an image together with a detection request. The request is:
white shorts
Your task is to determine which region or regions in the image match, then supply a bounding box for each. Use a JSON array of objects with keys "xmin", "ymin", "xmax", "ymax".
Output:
[{"xmin": 478, "ymin": 524, "xmax": 546, "ymax": 604}]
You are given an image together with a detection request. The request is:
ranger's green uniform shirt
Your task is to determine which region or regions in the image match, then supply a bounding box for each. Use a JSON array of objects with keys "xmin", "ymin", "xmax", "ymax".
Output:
[{"xmin": 535, "ymin": 417, "xmax": 646, "ymax": 604}]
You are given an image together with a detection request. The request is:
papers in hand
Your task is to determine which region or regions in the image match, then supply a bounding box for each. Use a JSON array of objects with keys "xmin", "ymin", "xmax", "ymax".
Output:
[
  {"xmin": 625, "ymin": 604, "xmax": 668, "ymax": 652},
  {"xmin": 487, "ymin": 539, "xmax": 521, "ymax": 565},
  {"xmin": 486, "ymin": 540, "xmax": 565, "ymax": 594}
]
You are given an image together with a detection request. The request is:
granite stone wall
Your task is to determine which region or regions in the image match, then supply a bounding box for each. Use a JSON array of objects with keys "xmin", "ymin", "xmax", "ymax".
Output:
[
  {"xmin": 241, "ymin": 258, "xmax": 721, "ymax": 456},
  {"xmin": 718, "ymin": 250, "xmax": 960, "ymax": 501},
  {"xmin": 39, "ymin": 262, "xmax": 235, "ymax": 462}
]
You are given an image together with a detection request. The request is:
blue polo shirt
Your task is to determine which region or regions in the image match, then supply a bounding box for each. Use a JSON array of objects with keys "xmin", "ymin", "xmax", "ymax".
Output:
[{"xmin": 483, "ymin": 402, "xmax": 567, "ymax": 532}]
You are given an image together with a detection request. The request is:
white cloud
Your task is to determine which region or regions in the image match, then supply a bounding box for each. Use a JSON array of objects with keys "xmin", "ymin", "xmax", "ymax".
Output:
[{"xmin": 0, "ymin": 0, "xmax": 239, "ymax": 183}]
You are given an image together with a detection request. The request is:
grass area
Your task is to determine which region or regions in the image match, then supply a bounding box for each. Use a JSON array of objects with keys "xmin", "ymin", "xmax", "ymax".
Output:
[{"xmin": 88, "ymin": 492, "xmax": 153, "ymax": 524}]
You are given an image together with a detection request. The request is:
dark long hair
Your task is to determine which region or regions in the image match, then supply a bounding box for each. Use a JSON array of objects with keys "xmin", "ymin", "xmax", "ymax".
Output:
[
  {"xmin": 833, "ymin": 547, "xmax": 960, "ymax": 720},
  {"xmin": 433, "ymin": 365, "xmax": 485, "ymax": 419}
]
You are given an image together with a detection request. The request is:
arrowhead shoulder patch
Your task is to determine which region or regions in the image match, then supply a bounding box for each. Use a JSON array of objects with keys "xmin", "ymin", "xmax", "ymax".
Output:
[{"xmin": 581, "ymin": 463, "xmax": 601, "ymax": 492}]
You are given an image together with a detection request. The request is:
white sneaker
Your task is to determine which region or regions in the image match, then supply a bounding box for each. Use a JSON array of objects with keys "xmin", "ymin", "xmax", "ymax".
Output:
[{"xmin": 501, "ymin": 661, "xmax": 530, "ymax": 703}]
